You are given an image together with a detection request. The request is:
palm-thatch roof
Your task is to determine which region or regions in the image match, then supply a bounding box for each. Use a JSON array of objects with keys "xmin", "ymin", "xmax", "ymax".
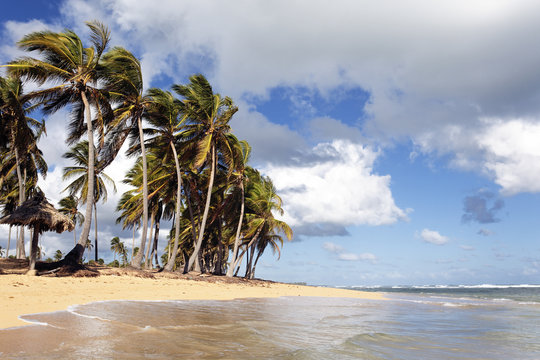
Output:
[{"xmin": 0, "ymin": 193, "xmax": 74, "ymax": 233}]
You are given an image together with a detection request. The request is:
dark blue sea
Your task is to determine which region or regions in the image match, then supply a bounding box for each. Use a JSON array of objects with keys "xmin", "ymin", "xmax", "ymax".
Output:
[{"xmin": 1, "ymin": 285, "xmax": 539, "ymax": 359}]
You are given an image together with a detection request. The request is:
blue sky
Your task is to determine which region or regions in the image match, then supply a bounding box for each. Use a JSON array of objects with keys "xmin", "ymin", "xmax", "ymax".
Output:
[{"xmin": 1, "ymin": 0, "xmax": 540, "ymax": 286}]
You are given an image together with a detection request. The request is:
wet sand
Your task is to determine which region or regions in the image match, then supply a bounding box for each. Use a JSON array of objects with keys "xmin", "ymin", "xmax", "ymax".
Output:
[{"xmin": 0, "ymin": 272, "xmax": 384, "ymax": 329}]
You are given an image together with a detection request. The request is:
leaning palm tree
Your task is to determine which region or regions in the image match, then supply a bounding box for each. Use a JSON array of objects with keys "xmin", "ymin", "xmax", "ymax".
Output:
[
  {"xmin": 100, "ymin": 47, "xmax": 151, "ymax": 269},
  {"xmin": 243, "ymin": 174, "xmax": 292, "ymax": 279},
  {"xmin": 172, "ymin": 74, "xmax": 238, "ymax": 272},
  {"xmin": 62, "ymin": 141, "xmax": 116, "ymax": 261},
  {"xmin": 7, "ymin": 21, "xmax": 113, "ymax": 264},
  {"xmin": 58, "ymin": 195, "xmax": 84, "ymax": 245},
  {"xmin": 145, "ymin": 88, "xmax": 185, "ymax": 271},
  {"xmin": 0, "ymin": 75, "xmax": 45, "ymax": 259},
  {"xmin": 226, "ymin": 141, "xmax": 251, "ymax": 277}
]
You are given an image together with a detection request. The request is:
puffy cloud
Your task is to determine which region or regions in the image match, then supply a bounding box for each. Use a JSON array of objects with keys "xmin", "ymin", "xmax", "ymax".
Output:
[
  {"xmin": 476, "ymin": 119, "xmax": 540, "ymax": 195},
  {"xmin": 338, "ymin": 252, "xmax": 377, "ymax": 262},
  {"xmin": 462, "ymin": 191, "xmax": 504, "ymax": 224},
  {"xmin": 322, "ymin": 242, "xmax": 376, "ymax": 263},
  {"xmin": 419, "ymin": 229, "xmax": 449, "ymax": 245},
  {"xmin": 263, "ymin": 140, "xmax": 407, "ymax": 231},
  {"xmin": 322, "ymin": 242, "xmax": 343, "ymax": 254}
]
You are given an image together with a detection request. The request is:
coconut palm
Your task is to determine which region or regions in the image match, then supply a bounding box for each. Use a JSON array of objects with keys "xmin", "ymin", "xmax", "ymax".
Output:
[
  {"xmin": 111, "ymin": 236, "xmax": 128, "ymax": 266},
  {"xmin": 62, "ymin": 141, "xmax": 116, "ymax": 261},
  {"xmin": 0, "ymin": 75, "xmax": 46, "ymax": 259},
  {"xmin": 58, "ymin": 195, "xmax": 85, "ymax": 245},
  {"xmin": 7, "ymin": 21, "xmax": 113, "ymax": 264},
  {"xmin": 100, "ymin": 47, "xmax": 151, "ymax": 269},
  {"xmin": 144, "ymin": 88, "xmax": 185, "ymax": 271},
  {"xmin": 54, "ymin": 249, "xmax": 63, "ymax": 262},
  {"xmin": 243, "ymin": 174, "xmax": 292, "ymax": 279},
  {"xmin": 172, "ymin": 74, "xmax": 238, "ymax": 272},
  {"xmin": 226, "ymin": 141, "xmax": 251, "ymax": 277}
]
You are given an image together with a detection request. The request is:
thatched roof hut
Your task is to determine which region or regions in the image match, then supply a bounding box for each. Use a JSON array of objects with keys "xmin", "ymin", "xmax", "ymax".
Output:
[
  {"xmin": 0, "ymin": 193, "xmax": 74, "ymax": 272},
  {"xmin": 0, "ymin": 193, "xmax": 74, "ymax": 233}
]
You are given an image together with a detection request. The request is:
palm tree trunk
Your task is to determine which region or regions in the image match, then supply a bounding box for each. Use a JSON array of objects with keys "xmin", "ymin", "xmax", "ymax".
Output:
[
  {"xmin": 251, "ymin": 249, "xmax": 264, "ymax": 279},
  {"xmin": 244, "ymin": 226, "xmax": 263, "ymax": 279},
  {"xmin": 144, "ymin": 211, "xmax": 155, "ymax": 269},
  {"xmin": 131, "ymin": 115, "xmax": 149, "ymax": 269},
  {"xmin": 152, "ymin": 219, "xmax": 160, "ymax": 268},
  {"xmin": 65, "ymin": 91, "xmax": 94, "ymax": 264},
  {"xmin": 14, "ymin": 147, "xmax": 25, "ymax": 259},
  {"xmin": 94, "ymin": 202, "xmax": 98, "ymax": 261},
  {"xmin": 187, "ymin": 145, "xmax": 216, "ymax": 272},
  {"xmin": 245, "ymin": 244, "xmax": 257, "ymax": 279},
  {"xmin": 131, "ymin": 226, "xmax": 135, "ymax": 262},
  {"xmin": 165, "ymin": 141, "xmax": 183, "ymax": 271},
  {"xmin": 226, "ymin": 181, "xmax": 245, "ymax": 277}
]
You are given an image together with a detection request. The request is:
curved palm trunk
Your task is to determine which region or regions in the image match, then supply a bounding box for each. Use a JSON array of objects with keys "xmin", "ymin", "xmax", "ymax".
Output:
[
  {"xmin": 250, "ymin": 247, "xmax": 264, "ymax": 279},
  {"xmin": 226, "ymin": 180, "xmax": 245, "ymax": 277},
  {"xmin": 144, "ymin": 211, "xmax": 155, "ymax": 269},
  {"xmin": 131, "ymin": 116, "xmax": 149, "ymax": 269},
  {"xmin": 94, "ymin": 202, "xmax": 99, "ymax": 261},
  {"xmin": 65, "ymin": 91, "xmax": 95, "ymax": 264},
  {"xmin": 186, "ymin": 145, "xmax": 216, "ymax": 272},
  {"xmin": 164, "ymin": 141, "xmax": 183, "ymax": 271},
  {"xmin": 14, "ymin": 147, "xmax": 26, "ymax": 259}
]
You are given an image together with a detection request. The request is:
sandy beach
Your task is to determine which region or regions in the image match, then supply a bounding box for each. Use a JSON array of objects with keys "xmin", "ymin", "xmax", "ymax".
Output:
[{"xmin": 0, "ymin": 270, "xmax": 384, "ymax": 330}]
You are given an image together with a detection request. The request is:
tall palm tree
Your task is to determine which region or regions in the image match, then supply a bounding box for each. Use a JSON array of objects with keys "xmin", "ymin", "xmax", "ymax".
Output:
[
  {"xmin": 226, "ymin": 141, "xmax": 251, "ymax": 277},
  {"xmin": 62, "ymin": 141, "xmax": 116, "ymax": 261},
  {"xmin": 243, "ymin": 174, "xmax": 292, "ymax": 279},
  {"xmin": 7, "ymin": 21, "xmax": 113, "ymax": 264},
  {"xmin": 0, "ymin": 75, "xmax": 46, "ymax": 259},
  {"xmin": 110, "ymin": 236, "xmax": 128, "ymax": 266},
  {"xmin": 172, "ymin": 74, "xmax": 238, "ymax": 272},
  {"xmin": 58, "ymin": 195, "xmax": 85, "ymax": 245},
  {"xmin": 100, "ymin": 47, "xmax": 151, "ymax": 269},
  {"xmin": 144, "ymin": 88, "xmax": 185, "ymax": 271}
]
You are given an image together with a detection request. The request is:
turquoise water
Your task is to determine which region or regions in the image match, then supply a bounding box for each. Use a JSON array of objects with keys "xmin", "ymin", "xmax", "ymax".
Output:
[{"xmin": 1, "ymin": 286, "xmax": 540, "ymax": 359}]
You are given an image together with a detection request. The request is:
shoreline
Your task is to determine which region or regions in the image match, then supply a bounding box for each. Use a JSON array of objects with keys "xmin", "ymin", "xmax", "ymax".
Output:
[{"xmin": 0, "ymin": 272, "xmax": 385, "ymax": 330}]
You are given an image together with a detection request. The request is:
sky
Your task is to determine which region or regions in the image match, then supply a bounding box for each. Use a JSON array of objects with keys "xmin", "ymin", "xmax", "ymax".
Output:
[{"xmin": 1, "ymin": 0, "xmax": 540, "ymax": 286}]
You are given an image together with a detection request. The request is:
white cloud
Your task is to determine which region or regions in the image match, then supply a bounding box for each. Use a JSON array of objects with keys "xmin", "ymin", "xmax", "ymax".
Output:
[
  {"xmin": 322, "ymin": 241, "xmax": 376, "ymax": 263},
  {"xmin": 476, "ymin": 119, "xmax": 540, "ymax": 195},
  {"xmin": 263, "ymin": 140, "xmax": 406, "ymax": 228},
  {"xmin": 323, "ymin": 242, "xmax": 343, "ymax": 254},
  {"xmin": 419, "ymin": 228, "xmax": 449, "ymax": 245},
  {"xmin": 338, "ymin": 252, "xmax": 377, "ymax": 262},
  {"xmin": 460, "ymin": 245, "xmax": 475, "ymax": 251}
]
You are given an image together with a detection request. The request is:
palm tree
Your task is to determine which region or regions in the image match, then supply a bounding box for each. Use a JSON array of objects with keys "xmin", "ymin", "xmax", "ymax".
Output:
[
  {"xmin": 54, "ymin": 250, "xmax": 63, "ymax": 262},
  {"xmin": 243, "ymin": 174, "xmax": 292, "ymax": 279},
  {"xmin": 58, "ymin": 195, "xmax": 85, "ymax": 245},
  {"xmin": 62, "ymin": 141, "xmax": 116, "ymax": 261},
  {"xmin": 84, "ymin": 239, "xmax": 93, "ymax": 262},
  {"xmin": 0, "ymin": 75, "xmax": 46, "ymax": 259},
  {"xmin": 144, "ymin": 88, "xmax": 185, "ymax": 271},
  {"xmin": 110, "ymin": 236, "xmax": 128, "ymax": 266},
  {"xmin": 226, "ymin": 141, "xmax": 251, "ymax": 277},
  {"xmin": 100, "ymin": 47, "xmax": 151, "ymax": 269},
  {"xmin": 172, "ymin": 74, "xmax": 238, "ymax": 272},
  {"xmin": 7, "ymin": 21, "xmax": 113, "ymax": 264}
]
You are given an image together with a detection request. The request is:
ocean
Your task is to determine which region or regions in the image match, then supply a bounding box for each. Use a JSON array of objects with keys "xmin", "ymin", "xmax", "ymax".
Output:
[{"xmin": 1, "ymin": 285, "xmax": 539, "ymax": 359}]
